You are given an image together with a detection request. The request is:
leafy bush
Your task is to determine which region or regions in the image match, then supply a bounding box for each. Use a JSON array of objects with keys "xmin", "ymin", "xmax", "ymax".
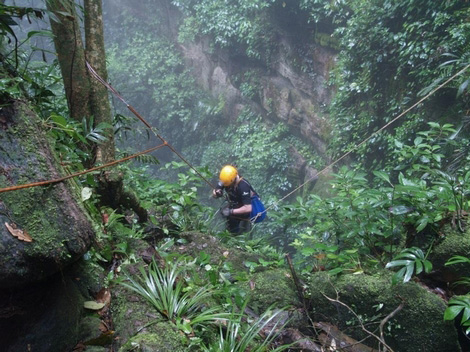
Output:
[
  {"xmin": 172, "ymin": 0, "xmax": 277, "ymax": 61},
  {"xmin": 282, "ymin": 122, "xmax": 469, "ymax": 276},
  {"xmin": 126, "ymin": 161, "xmax": 216, "ymax": 233},
  {"xmin": 301, "ymin": 0, "xmax": 470, "ymax": 168}
]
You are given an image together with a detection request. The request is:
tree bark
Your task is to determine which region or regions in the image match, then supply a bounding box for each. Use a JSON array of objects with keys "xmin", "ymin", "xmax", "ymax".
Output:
[
  {"xmin": 46, "ymin": 0, "xmax": 147, "ymax": 222},
  {"xmin": 46, "ymin": 0, "xmax": 91, "ymax": 122},
  {"xmin": 84, "ymin": 0, "xmax": 116, "ymax": 164}
]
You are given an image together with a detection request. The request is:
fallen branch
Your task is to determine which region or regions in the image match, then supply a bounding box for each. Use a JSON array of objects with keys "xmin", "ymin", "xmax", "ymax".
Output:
[
  {"xmin": 379, "ymin": 299, "xmax": 405, "ymax": 352},
  {"xmin": 314, "ymin": 321, "xmax": 378, "ymax": 352},
  {"xmin": 279, "ymin": 328, "xmax": 323, "ymax": 351}
]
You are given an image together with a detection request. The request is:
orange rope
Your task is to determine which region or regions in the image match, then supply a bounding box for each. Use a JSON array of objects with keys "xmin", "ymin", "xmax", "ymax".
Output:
[{"xmin": 0, "ymin": 143, "xmax": 167, "ymax": 193}]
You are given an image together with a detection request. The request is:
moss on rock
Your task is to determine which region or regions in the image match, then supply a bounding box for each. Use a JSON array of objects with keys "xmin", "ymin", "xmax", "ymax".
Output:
[
  {"xmin": 0, "ymin": 101, "xmax": 95, "ymax": 288},
  {"xmin": 308, "ymin": 271, "xmax": 460, "ymax": 352},
  {"xmin": 429, "ymin": 228, "xmax": 470, "ymax": 287},
  {"xmin": 111, "ymin": 283, "xmax": 167, "ymax": 349},
  {"xmin": 237, "ymin": 268, "xmax": 300, "ymax": 315},
  {"xmin": 118, "ymin": 324, "xmax": 188, "ymax": 352}
]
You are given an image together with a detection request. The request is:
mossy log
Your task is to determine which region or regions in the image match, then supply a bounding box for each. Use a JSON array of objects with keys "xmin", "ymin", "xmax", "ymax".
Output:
[
  {"xmin": 0, "ymin": 101, "xmax": 95, "ymax": 288},
  {"xmin": 308, "ymin": 271, "xmax": 461, "ymax": 352}
]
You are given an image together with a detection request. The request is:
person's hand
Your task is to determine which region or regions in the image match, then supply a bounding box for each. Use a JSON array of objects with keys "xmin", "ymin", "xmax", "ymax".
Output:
[
  {"xmin": 214, "ymin": 189, "xmax": 223, "ymax": 198},
  {"xmin": 221, "ymin": 207, "xmax": 232, "ymax": 217}
]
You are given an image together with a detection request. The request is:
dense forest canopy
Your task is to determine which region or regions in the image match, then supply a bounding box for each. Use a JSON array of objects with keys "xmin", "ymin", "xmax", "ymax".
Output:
[{"xmin": 1, "ymin": 0, "xmax": 470, "ymax": 351}]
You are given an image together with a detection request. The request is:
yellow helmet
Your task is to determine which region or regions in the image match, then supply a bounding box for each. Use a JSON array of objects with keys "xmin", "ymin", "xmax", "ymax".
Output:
[{"xmin": 219, "ymin": 165, "xmax": 238, "ymax": 187}]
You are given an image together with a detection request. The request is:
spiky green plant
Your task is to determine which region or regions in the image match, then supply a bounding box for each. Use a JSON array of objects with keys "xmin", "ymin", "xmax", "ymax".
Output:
[
  {"xmin": 202, "ymin": 300, "xmax": 292, "ymax": 352},
  {"xmin": 120, "ymin": 259, "xmax": 227, "ymax": 333}
]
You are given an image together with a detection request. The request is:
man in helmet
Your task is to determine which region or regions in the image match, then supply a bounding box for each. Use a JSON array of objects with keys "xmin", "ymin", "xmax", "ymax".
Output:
[{"xmin": 213, "ymin": 165, "xmax": 253, "ymax": 234}]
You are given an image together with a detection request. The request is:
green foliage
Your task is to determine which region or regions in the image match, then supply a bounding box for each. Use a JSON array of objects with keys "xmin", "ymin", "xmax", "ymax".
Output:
[
  {"xmin": 201, "ymin": 300, "xmax": 290, "ymax": 352},
  {"xmin": 0, "ymin": 4, "xmax": 48, "ymax": 66},
  {"xmin": 121, "ymin": 259, "xmax": 227, "ymax": 334},
  {"xmin": 127, "ymin": 162, "xmax": 215, "ymax": 233},
  {"xmin": 444, "ymin": 295, "xmax": 470, "ymax": 336},
  {"xmin": 172, "ymin": 0, "xmax": 277, "ymax": 61},
  {"xmin": 107, "ymin": 35, "xmax": 196, "ymax": 124},
  {"xmin": 445, "ymin": 255, "xmax": 470, "ymax": 289},
  {"xmin": 45, "ymin": 113, "xmax": 110, "ymax": 167},
  {"xmin": 385, "ymin": 247, "xmax": 432, "ymax": 284},
  {"xmin": 315, "ymin": 0, "xmax": 470, "ymax": 168},
  {"xmin": 286, "ymin": 165, "xmax": 401, "ymax": 273},
  {"xmin": 279, "ymin": 122, "xmax": 469, "ymax": 277}
]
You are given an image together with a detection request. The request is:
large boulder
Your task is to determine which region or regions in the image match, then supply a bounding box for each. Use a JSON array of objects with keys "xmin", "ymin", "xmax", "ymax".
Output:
[
  {"xmin": 0, "ymin": 101, "xmax": 95, "ymax": 288},
  {"xmin": 308, "ymin": 271, "xmax": 460, "ymax": 352},
  {"xmin": 428, "ymin": 228, "xmax": 470, "ymax": 293}
]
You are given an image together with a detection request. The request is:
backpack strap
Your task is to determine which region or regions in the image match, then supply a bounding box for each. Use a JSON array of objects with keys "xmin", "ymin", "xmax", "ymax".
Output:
[
  {"xmin": 239, "ymin": 178, "xmax": 258, "ymax": 197},
  {"xmin": 234, "ymin": 176, "xmax": 243, "ymax": 190}
]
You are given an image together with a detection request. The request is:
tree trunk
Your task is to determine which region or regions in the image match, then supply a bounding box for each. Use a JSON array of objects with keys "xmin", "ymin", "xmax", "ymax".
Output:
[
  {"xmin": 46, "ymin": 0, "xmax": 91, "ymax": 122},
  {"xmin": 84, "ymin": 0, "xmax": 116, "ymax": 164},
  {"xmin": 46, "ymin": 0, "xmax": 147, "ymax": 222}
]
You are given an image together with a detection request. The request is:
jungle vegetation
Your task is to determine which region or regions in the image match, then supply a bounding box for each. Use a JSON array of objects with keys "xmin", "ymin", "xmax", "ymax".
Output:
[{"xmin": 1, "ymin": 0, "xmax": 470, "ymax": 350}]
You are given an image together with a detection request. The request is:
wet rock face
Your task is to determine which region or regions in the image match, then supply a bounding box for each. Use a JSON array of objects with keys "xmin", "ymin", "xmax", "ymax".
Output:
[
  {"xmin": 178, "ymin": 35, "xmax": 336, "ymax": 158},
  {"xmin": 0, "ymin": 101, "xmax": 95, "ymax": 289}
]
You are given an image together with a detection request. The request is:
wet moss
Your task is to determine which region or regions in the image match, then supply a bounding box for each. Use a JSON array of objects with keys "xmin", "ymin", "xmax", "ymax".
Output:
[
  {"xmin": 430, "ymin": 228, "xmax": 470, "ymax": 284},
  {"xmin": 118, "ymin": 325, "xmax": 188, "ymax": 352},
  {"xmin": 237, "ymin": 268, "xmax": 300, "ymax": 315},
  {"xmin": 111, "ymin": 279, "xmax": 191, "ymax": 351},
  {"xmin": 111, "ymin": 283, "xmax": 168, "ymax": 349},
  {"xmin": 0, "ymin": 101, "xmax": 95, "ymax": 288}
]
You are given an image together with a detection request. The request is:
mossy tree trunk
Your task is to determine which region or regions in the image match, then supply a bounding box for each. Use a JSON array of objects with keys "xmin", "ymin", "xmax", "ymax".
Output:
[
  {"xmin": 84, "ymin": 0, "xmax": 116, "ymax": 164},
  {"xmin": 46, "ymin": 0, "xmax": 147, "ymax": 222},
  {"xmin": 47, "ymin": 0, "xmax": 115, "ymax": 164},
  {"xmin": 46, "ymin": 0, "xmax": 91, "ymax": 123}
]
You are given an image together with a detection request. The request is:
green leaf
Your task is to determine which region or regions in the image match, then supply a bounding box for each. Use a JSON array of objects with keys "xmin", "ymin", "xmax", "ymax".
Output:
[
  {"xmin": 389, "ymin": 205, "xmax": 414, "ymax": 215},
  {"xmin": 373, "ymin": 171, "xmax": 390, "ymax": 184},
  {"xmin": 423, "ymin": 260, "xmax": 432, "ymax": 273},
  {"xmin": 328, "ymin": 267, "xmax": 343, "ymax": 275},
  {"xmin": 386, "ymin": 259, "xmax": 412, "ymax": 268},
  {"xmin": 444, "ymin": 305, "xmax": 463, "ymax": 320},
  {"xmin": 416, "ymin": 217, "xmax": 428, "ymax": 232},
  {"xmin": 27, "ymin": 30, "xmax": 53, "ymax": 39},
  {"xmin": 462, "ymin": 307, "xmax": 470, "ymax": 324},
  {"xmin": 50, "ymin": 114, "xmax": 68, "ymax": 127},
  {"xmin": 84, "ymin": 301, "xmax": 105, "ymax": 310},
  {"xmin": 415, "ymin": 260, "xmax": 423, "ymax": 275},
  {"xmin": 81, "ymin": 187, "xmax": 93, "ymax": 201},
  {"xmin": 404, "ymin": 263, "xmax": 414, "ymax": 282},
  {"xmin": 446, "ymin": 256, "xmax": 470, "ymax": 266}
]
